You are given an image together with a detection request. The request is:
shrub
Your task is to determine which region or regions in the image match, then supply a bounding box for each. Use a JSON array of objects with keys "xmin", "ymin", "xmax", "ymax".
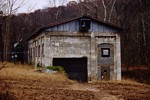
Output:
[{"xmin": 46, "ymin": 66, "xmax": 65, "ymax": 73}]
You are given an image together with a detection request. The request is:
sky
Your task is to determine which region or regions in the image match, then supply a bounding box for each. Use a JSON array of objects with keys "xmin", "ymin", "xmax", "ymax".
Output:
[{"xmin": 17, "ymin": 0, "xmax": 77, "ymax": 13}]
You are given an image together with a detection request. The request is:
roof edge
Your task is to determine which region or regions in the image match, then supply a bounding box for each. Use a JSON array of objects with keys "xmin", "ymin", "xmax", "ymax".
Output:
[{"xmin": 27, "ymin": 15, "xmax": 123, "ymax": 41}]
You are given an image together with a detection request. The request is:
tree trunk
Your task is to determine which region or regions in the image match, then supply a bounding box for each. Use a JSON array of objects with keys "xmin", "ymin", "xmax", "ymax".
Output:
[
  {"xmin": 0, "ymin": 23, "xmax": 3, "ymax": 62},
  {"xmin": 108, "ymin": 0, "xmax": 116, "ymax": 22},
  {"xmin": 4, "ymin": 16, "xmax": 11, "ymax": 61},
  {"xmin": 102, "ymin": 0, "xmax": 107, "ymax": 21}
]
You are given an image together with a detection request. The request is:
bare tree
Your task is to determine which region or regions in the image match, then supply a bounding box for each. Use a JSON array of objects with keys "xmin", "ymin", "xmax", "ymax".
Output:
[
  {"xmin": 77, "ymin": 0, "xmax": 91, "ymax": 16},
  {"xmin": 108, "ymin": 0, "xmax": 116, "ymax": 22},
  {"xmin": 47, "ymin": 0, "xmax": 67, "ymax": 20},
  {"xmin": 0, "ymin": 0, "xmax": 27, "ymax": 61},
  {"xmin": 48, "ymin": 0, "xmax": 57, "ymax": 7},
  {"xmin": 77, "ymin": 0, "xmax": 117, "ymax": 22}
]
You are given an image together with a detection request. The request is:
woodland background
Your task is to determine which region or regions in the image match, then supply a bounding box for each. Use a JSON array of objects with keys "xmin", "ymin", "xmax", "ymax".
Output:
[{"xmin": 0, "ymin": 0, "xmax": 150, "ymax": 67}]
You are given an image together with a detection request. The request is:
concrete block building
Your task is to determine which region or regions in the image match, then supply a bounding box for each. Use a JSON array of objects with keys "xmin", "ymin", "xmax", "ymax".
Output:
[{"xmin": 27, "ymin": 15, "xmax": 122, "ymax": 82}]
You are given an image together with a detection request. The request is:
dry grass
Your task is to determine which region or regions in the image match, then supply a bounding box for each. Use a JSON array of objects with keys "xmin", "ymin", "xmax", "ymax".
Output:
[
  {"xmin": 0, "ymin": 62, "xmax": 68, "ymax": 81},
  {"xmin": 109, "ymin": 78, "xmax": 146, "ymax": 86},
  {"xmin": 1, "ymin": 62, "xmax": 149, "ymax": 85},
  {"xmin": 0, "ymin": 62, "xmax": 146, "ymax": 85},
  {"xmin": 0, "ymin": 62, "xmax": 150, "ymax": 100},
  {"xmin": 89, "ymin": 78, "xmax": 146, "ymax": 87}
]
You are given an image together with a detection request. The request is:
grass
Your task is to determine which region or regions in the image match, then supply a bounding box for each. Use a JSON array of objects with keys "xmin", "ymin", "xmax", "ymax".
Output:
[
  {"xmin": 89, "ymin": 78, "xmax": 147, "ymax": 87},
  {"xmin": 0, "ymin": 62, "xmax": 150, "ymax": 100},
  {"xmin": 1, "ymin": 62, "xmax": 148, "ymax": 85},
  {"xmin": 122, "ymin": 69, "xmax": 150, "ymax": 84},
  {"xmin": 0, "ymin": 62, "xmax": 69, "ymax": 82}
]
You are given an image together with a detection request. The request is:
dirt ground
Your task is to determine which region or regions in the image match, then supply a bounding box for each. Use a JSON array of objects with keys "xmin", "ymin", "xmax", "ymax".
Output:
[{"xmin": 0, "ymin": 63, "xmax": 150, "ymax": 100}]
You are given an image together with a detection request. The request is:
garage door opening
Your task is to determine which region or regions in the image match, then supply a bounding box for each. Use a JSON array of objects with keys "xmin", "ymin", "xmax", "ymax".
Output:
[{"xmin": 53, "ymin": 58, "xmax": 88, "ymax": 82}]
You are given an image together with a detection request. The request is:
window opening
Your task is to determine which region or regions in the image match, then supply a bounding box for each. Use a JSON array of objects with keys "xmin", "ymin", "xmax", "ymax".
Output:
[{"xmin": 101, "ymin": 48, "xmax": 110, "ymax": 57}]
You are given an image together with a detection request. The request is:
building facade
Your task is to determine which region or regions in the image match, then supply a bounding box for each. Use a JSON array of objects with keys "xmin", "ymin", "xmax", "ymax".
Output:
[{"xmin": 28, "ymin": 15, "xmax": 122, "ymax": 82}]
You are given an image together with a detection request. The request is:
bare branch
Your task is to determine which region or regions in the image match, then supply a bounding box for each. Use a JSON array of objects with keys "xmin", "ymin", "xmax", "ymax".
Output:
[
  {"xmin": 108, "ymin": 0, "xmax": 116, "ymax": 22},
  {"xmin": 26, "ymin": 3, "xmax": 36, "ymax": 13},
  {"xmin": 102, "ymin": 0, "xmax": 107, "ymax": 21},
  {"xmin": 0, "ymin": 62, "xmax": 7, "ymax": 70}
]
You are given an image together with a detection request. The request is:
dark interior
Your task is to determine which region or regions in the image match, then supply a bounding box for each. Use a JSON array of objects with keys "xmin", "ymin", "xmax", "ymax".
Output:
[
  {"xmin": 79, "ymin": 19, "xmax": 91, "ymax": 32},
  {"xmin": 53, "ymin": 58, "xmax": 88, "ymax": 82}
]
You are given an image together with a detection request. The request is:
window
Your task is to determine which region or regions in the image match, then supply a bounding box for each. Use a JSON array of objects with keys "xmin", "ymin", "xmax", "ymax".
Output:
[
  {"xmin": 101, "ymin": 48, "xmax": 110, "ymax": 57},
  {"xmin": 35, "ymin": 46, "xmax": 37, "ymax": 57},
  {"xmin": 42, "ymin": 43, "xmax": 44, "ymax": 57},
  {"xmin": 28, "ymin": 49, "xmax": 30, "ymax": 58},
  {"xmin": 31, "ymin": 48, "xmax": 32, "ymax": 58},
  {"xmin": 38, "ymin": 45, "xmax": 40, "ymax": 57},
  {"xmin": 34, "ymin": 42, "xmax": 36, "ymax": 57},
  {"xmin": 33, "ymin": 47, "xmax": 35, "ymax": 58},
  {"xmin": 79, "ymin": 18, "xmax": 91, "ymax": 32}
]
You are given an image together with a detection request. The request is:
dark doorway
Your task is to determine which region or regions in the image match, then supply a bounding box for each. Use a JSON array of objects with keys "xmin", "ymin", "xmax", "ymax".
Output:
[{"xmin": 53, "ymin": 58, "xmax": 88, "ymax": 82}]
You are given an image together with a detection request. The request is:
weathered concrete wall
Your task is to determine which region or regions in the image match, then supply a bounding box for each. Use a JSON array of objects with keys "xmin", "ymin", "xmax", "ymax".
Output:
[
  {"xmin": 116, "ymin": 34, "xmax": 121, "ymax": 80},
  {"xmin": 95, "ymin": 33, "xmax": 121, "ymax": 80},
  {"xmin": 96, "ymin": 35, "xmax": 116, "ymax": 80},
  {"xmin": 27, "ymin": 15, "xmax": 122, "ymax": 82},
  {"xmin": 28, "ymin": 32, "xmax": 45, "ymax": 67},
  {"xmin": 44, "ymin": 35, "xmax": 91, "ymax": 65},
  {"xmin": 28, "ymin": 31, "xmax": 121, "ymax": 81},
  {"xmin": 44, "ymin": 32, "xmax": 92, "ymax": 81}
]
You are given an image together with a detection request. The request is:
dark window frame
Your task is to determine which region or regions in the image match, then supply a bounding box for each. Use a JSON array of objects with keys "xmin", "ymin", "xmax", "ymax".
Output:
[
  {"xmin": 35, "ymin": 46, "xmax": 37, "ymax": 57},
  {"xmin": 101, "ymin": 48, "xmax": 110, "ymax": 57},
  {"xmin": 42, "ymin": 43, "xmax": 44, "ymax": 57},
  {"xmin": 38, "ymin": 45, "xmax": 40, "ymax": 57},
  {"xmin": 30, "ymin": 48, "xmax": 32, "ymax": 59},
  {"xmin": 79, "ymin": 18, "xmax": 91, "ymax": 32},
  {"xmin": 28, "ymin": 49, "xmax": 30, "ymax": 58}
]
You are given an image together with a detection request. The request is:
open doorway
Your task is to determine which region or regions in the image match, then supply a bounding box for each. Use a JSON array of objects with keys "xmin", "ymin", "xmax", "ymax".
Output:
[{"xmin": 53, "ymin": 57, "xmax": 88, "ymax": 82}]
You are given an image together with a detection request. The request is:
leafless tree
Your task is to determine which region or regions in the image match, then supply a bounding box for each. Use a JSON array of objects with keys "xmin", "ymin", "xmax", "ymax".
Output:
[
  {"xmin": 47, "ymin": 0, "xmax": 67, "ymax": 20},
  {"xmin": 77, "ymin": 0, "xmax": 117, "ymax": 22},
  {"xmin": 0, "ymin": 0, "xmax": 27, "ymax": 61}
]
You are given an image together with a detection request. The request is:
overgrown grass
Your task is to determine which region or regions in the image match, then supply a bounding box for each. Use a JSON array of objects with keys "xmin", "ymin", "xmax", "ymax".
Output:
[
  {"xmin": 1, "ymin": 62, "xmax": 150, "ymax": 100},
  {"xmin": 122, "ymin": 70, "xmax": 150, "ymax": 85},
  {"xmin": 1, "ymin": 62, "xmax": 149, "ymax": 85},
  {"xmin": 0, "ymin": 62, "xmax": 68, "ymax": 82},
  {"xmin": 0, "ymin": 62, "xmax": 73, "ymax": 100},
  {"xmin": 89, "ymin": 78, "xmax": 145, "ymax": 86}
]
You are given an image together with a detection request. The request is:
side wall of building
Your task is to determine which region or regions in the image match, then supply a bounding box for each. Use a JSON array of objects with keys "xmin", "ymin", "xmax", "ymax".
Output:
[{"xmin": 28, "ymin": 33, "xmax": 45, "ymax": 67}]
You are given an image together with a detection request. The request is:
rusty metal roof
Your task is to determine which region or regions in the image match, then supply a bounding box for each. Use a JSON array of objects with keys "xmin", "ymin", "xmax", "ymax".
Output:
[{"xmin": 27, "ymin": 15, "xmax": 123, "ymax": 41}]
